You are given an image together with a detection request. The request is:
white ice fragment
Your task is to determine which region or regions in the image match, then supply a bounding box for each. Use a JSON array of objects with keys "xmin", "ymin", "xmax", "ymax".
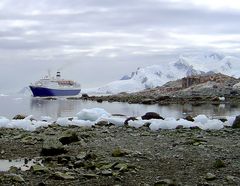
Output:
[
  {"xmin": 107, "ymin": 116, "xmax": 125, "ymax": 126},
  {"xmin": 56, "ymin": 117, "xmax": 94, "ymax": 127},
  {"xmin": 178, "ymin": 118, "xmax": 196, "ymax": 128},
  {"xmin": 32, "ymin": 120, "xmax": 51, "ymax": 129},
  {"xmin": 224, "ymin": 116, "xmax": 236, "ymax": 126},
  {"xmin": 219, "ymin": 97, "xmax": 225, "ymax": 101},
  {"xmin": 56, "ymin": 117, "xmax": 71, "ymax": 126},
  {"xmin": 128, "ymin": 120, "xmax": 145, "ymax": 128},
  {"xmin": 71, "ymin": 118, "xmax": 94, "ymax": 127},
  {"xmin": 199, "ymin": 119, "xmax": 224, "ymax": 130},
  {"xmin": 194, "ymin": 115, "xmax": 208, "ymax": 124},
  {"xmin": 0, "ymin": 116, "xmax": 10, "ymax": 128},
  {"xmin": 149, "ymin": 118, "xmax": 178, "ymax": 131},
  {"xmin": 77, "ymin": 108, "xmax": 111, "ymax": 121},
  {"xmin": 9, "ymin": 120, "xmax": 35, "ymax": 131}
]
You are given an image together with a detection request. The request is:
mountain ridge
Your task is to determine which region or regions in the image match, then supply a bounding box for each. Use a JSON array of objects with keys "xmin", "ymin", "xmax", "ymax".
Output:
[{"xmin": 83, "ymin": 52, "xmax": 240, "ymax": 94}]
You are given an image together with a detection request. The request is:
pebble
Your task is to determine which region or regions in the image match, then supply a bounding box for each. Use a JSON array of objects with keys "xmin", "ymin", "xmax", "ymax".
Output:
[
  {"xmin": 101, "ymin": 170, "xmax": 113, "ymax": 176},
  {"xmin": 205, "ymin": 173, "xmax": 216, "ymax": 181}
]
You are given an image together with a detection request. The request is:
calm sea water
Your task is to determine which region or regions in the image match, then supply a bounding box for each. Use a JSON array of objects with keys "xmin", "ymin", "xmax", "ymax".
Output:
[{"xmin": 0, "ymin": 95, "xmax": 240, "ymax": 120}]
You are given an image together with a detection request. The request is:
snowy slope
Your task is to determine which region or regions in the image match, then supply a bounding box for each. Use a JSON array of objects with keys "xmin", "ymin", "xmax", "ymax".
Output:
[
  {"xmin": 83, "ymin": 58, "xmax": 200, "ymax": 94},
  {"xmin": 182, "ymin": 52, "xmax": 240, "ymax": 78},
  {"xmin": 83, "ymin": 52, "xmax": 240, "ymax": 94}
]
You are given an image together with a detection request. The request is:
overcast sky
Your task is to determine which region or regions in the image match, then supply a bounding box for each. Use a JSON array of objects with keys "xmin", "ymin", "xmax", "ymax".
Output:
[{"xmin": 1, "ymin": 0, "xmax": 240, "ymax": 92}]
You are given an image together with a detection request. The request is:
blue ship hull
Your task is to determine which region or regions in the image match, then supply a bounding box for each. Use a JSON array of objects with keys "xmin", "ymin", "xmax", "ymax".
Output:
[{"xmin": 29, "ymin": 86, "xmax": 81, "ymax": 97}]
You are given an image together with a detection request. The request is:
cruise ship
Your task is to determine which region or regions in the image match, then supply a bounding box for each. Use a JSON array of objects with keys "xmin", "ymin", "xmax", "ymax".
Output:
[{"xmin": 29, "ymin": 72, "xmax": 81, "ymax": 97}]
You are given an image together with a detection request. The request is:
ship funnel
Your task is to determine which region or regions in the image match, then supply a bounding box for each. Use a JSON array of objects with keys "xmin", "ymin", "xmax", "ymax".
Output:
[{"xmin": 56, "ymin": 71, "xmax": 61, "ymax": 79}]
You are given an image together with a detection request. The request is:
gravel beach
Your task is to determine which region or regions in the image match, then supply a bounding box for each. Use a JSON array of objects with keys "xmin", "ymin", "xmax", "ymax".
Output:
[{"xmin": 0, "ymin": 122, "xmax": 240, "ymax": 186}]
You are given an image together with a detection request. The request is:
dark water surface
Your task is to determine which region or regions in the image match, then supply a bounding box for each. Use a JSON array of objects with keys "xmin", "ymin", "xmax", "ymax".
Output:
[{"xmin": 0, "ymin": 95, "xmax": 240, "ymax": 120}]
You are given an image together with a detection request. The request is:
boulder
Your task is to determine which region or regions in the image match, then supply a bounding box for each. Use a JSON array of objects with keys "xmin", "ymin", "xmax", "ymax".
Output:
[
  {"xmin": 41, "ymin": 138, "xmax": 67, "ymax": 156},
  {"xmin": 205, "ymin": 173, "xmax": 216, "ymax": 181},
  {"xmin": 184, "ymin": 115, "xmax": 194, "ymax": 122},
  {"xmin": 114, "ymin": 163, "xmax": 128, "ymax": 172},
  {"xmin": 141, "ymin": 99, "xmax": 155, "ymax": 104},
  {"xmin": 141, "ymin": 112, "xmax": 164, "ymax": 120},
  {"xmin": 59, "ymin": 130, "xmax": 79, "ymax": 145},
  {"xmin": 190, "ymin": 96, "xmax": 202, "ymax": 101},
  {"xmin": 96, "ymin": 98, "xmax": 103, "ymax": 103},
  {"xmin": 156, "ymin": 96, "xmax": 170, "ymax": 101},
  {"xmin": 213, "ymin": 159, "xmax": 226, "ymax": 168},
  {"xmin": 112, "ymin": 147, "xmax": 128, "ymax": 157},
  {"xmin": 30, "ymin": 165, "xmax": 49, "ymax": 174},
  {"xmin": 52, "ymin": 172, "xmax": 75, "ymax": 180},
  {"xmin": 81, "ymin": 94, "xmax": 89, "ymax": 98},
  {"xmin": 101, "ymin": 170, "xmax": 113, "ymax": 176},
  {"xmin": 95, "ymin": 121, "xmax": 109, "ymax": 126},
  {"xmin": 3, "ymin": 173, "xmax": 25, "ymax": 182},
  {"xmin": 232, "ymin": 115, "xmax": 240, "ymax": 128},
  {"xmin": 12, "ymin": 114, "xmax": 26, "ymax": 120},
  {"xmin": 211, "ymin": 96, "xmax": 220, "ymax": 101},
  {"xmin": 154, "ymin": 178, "xmax": 179, "ymax": 186}
]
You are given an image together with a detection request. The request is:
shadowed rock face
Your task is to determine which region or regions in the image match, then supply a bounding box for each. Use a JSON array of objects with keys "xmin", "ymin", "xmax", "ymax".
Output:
[
  {"xmin": 232, "ymin": 115, "xmax": 240, "ymax": 128},
  {"xmin": 141, "ymin": 112, "xmax": 164, "ymax": 120}
]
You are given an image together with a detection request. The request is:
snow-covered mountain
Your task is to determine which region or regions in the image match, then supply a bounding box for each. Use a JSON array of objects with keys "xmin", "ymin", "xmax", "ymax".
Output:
[
  {"xmin": 83, "ymin": 52, "xmax": 240, "ymax": 94},
  {"xmin": 182, "ymin": 52, "xmax": 240, "ymax": 77}
]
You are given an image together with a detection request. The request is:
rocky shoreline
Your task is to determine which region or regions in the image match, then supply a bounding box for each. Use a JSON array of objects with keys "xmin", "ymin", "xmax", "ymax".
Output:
[
  {"xmin": 1, "ymin": 117, "xmax": 240, "ymax": 185},
  {"xmin": 68, "ymin": 93, "xmax": 240, "ymax": 106},
  {"xmin": 72, "ymin": 73, "xmax": 240, "ymax": 105}
]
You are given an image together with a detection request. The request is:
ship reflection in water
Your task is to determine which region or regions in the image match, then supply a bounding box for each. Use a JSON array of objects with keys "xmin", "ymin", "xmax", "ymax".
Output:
[{"xmin": 30, "ymin": 98, "xmax": 78, "ymax": 119}]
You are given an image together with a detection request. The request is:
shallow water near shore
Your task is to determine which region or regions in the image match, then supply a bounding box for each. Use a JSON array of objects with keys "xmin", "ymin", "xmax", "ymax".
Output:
[
  {"xmin": 0, "ymin": 158, "xmax": 42, "ymax": 172},
  {"xmin": 0, "ymin": 94, "xmax": 240, "ymax": 120}
]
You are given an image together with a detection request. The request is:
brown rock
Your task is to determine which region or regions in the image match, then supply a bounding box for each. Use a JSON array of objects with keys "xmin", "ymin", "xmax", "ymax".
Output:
[
  {"xmin": 141, "ymin": 112, "xmax": 164, "ymax": 120},
  {"xmin": 232, "ymin": 115, "xmax": 240, "ymax": 128}
]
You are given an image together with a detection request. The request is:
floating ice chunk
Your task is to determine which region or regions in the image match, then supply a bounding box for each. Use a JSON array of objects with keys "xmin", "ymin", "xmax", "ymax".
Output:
[
  {"xmin": 77, "ymin": 108, "xmax": 111, "ymax": 121},
  {"xmin": 149, "ymin": 118, "xmax": 178, "ymax": 131},
  {"xmin": 107, "ymin": 116, "xmax": 125, "ymax": 126},
  {"xmin": 148, "ymin": 116, "xmax": 224, "ymax": 131},
  {"xmin": 10, "ymin": 120, "xmax": 35, "ymax": 131},
  {"xmin": 128, "ymin": 119, "xmax": 145, "ymax": 128},
  {"xmin": 224, "ymin": 116, "xmax": 236, "ymax": 126},
  {"xmin": 32, "ymin": 120, "xmax": 51, "ymax": 129},
  {"xmin": 199, "ymin": 119, "xmax": 224, "ymax": 130},
  {"xmin": 193, "ymin": 115, "xmax": 224, "ymax": 130},
  {"xmin": 0, "ymin": 116, "xmax": 10, "ymax": 128},
  {"xmin": 194, "ymin": 115, "xmax": 208, "ymax": 124},
  {"xmin": 56, "ymin": 117, "xmax": 72, "ymax": 126},
  {"xmin": 71, "ymin": 119, "xmax": 94, "ymax": 127},
  {"xmin": 56, "ymin": 117, "xmax": 94, "ymax": 127},
  {"xmin": 178, "ymin": 118, "xmax": 196, "ymax": 128}
]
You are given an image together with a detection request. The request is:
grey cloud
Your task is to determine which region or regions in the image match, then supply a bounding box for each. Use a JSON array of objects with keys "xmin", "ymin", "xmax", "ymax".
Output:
[{"xmin": 0, "ymin": 0, "xmax": 240, "ymax": 92}]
